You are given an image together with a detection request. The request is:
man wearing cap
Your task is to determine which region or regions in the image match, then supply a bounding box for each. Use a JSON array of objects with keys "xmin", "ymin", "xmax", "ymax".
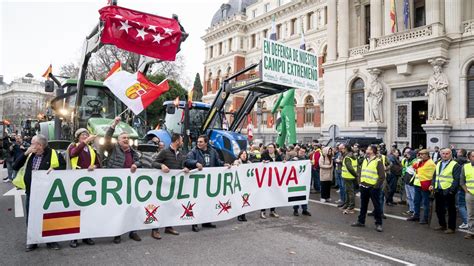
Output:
[
  {"xmin": 66, "ymin": 128, "xmax": 99, "ymax": 248},
  {"xmin": 407, "ymin": 149, "xmax": 436, "ymax": 224}
]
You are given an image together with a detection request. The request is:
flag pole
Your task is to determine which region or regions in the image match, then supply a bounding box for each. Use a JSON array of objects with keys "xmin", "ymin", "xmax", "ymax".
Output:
[{"xmin": 118, "ymin": 107, "xmax": 130, "ymax": 117}]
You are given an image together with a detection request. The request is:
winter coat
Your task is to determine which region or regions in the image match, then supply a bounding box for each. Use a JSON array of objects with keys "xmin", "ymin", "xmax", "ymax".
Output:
[
  {"xmin": 319, "ymin": 147, "xmax": 334, "ymax": 182},
  {"xmin": 184, "ymin": 146, "xmax": 224, "ymax": 169},
  {"xmin": 103, "ymin": 126, "xmax": 141, "ymax": 169}
]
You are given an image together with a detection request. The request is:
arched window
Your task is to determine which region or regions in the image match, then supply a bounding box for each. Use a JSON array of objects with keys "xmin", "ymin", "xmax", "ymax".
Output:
[
  {"xmin": 468, "ymin": 63, "xmax": 474, "ymax": 117},
  {"xmin": 206, "ymin": 72, "xmax": 212, "ymax": 95},
  {"xmin": 351, "ymin": 78, "xmax": 365, "ymax": 121},
  {"xmin": 304, "ymin": 95, "xmax": 315, "ymax": 125},
  {"xmin": 225, "ymin": 66, "xmax": 231, "ymax": 80},
  {"xmin": 216, "ymin": 69, "xmax": 222, "ymax": 92}
]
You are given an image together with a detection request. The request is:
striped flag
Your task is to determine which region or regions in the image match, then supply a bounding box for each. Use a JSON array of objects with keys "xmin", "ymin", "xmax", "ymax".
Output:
[
  {"xmin": 42, "ymin": 64, "xmax": 52, "ymax": 80},
  {"xmin": 390, "ymin": 0, "xmax": 397, "ymax": 33},
  {"xmin": 42, "ymin": 210, "xmax": 80, "ymax": 237},
  {"xmin": 288, "ymin": 185, "xmax": 307, "ymax": 202}
]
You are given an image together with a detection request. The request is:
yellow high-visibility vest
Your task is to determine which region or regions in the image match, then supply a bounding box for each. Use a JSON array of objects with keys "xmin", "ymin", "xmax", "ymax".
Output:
[
  {"xmin": 70, "ymin": 143, "xmax": 96, "ymax": 169},
  {"xmin": 463, "ymin": 163, "xmax": 474, "ymax": 195},
  {"xmin": 361, "ymin": 158, "xmax": 380, "ymax": 185},
  {"xmin": 342, "ymin": 156, "xmax": 358, "ymax": 180},
  {"xmin": 435, "ymin": 160, "xmax": 457, "ymax": 190},
  {"xmin": 410, "ymin": 159, "xmax": 436, "ymax": 187},
  {"xmin": 13, "ymin": 149, "xmax": 59, "ymax": 189}
]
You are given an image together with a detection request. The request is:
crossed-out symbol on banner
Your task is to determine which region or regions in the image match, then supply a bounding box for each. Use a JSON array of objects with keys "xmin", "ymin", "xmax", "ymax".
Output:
[
  {"xmin": 218, "ymin": 200, "xmax": 231, "ymax": 215},
  {"xmin": 180, "ymin": 202, "xmax": 196, "ymax": 218},
  {"xmin": 144, "ymin": 205, "xmax": 159, "ymax": 224},
  {"xmin": 242, "ymin": 194, "xmax": 251, "ymax": 207}
]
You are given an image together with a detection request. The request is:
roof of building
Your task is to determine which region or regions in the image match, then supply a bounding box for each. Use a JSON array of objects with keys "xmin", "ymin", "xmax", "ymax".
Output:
[{"xmin": 210, "ymin": 0, "xmax": 257, "ymax": 26}]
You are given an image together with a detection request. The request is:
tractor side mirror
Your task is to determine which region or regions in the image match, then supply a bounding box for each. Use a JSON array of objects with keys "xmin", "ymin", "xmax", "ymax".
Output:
[
  {"xmin": 166, "ymin": 105, "xmax": 176, "ymax": 114},
  {"xmin": 45, "ymin": 80, "xmax": 55, "ymax": 92}
]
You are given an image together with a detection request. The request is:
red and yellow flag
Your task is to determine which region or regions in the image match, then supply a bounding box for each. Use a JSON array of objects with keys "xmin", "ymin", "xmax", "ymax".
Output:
[
  {"xmin": 42, "ymin": 210, "xmax": 80, "ymax": 237},
  {"xmin": 42, "ymin": 64, "xmax": 52, "ymax": 80},
  {"xmin": 390, "ymin": 0, "xmax": 397, "ymax": 33}
]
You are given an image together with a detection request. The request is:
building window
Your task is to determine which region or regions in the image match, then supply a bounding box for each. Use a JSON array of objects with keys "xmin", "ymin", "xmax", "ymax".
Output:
[
  {"xmin": 251, "ymin": 34, "xmax": 256, "ymax": 48},
  {"xmin": 414, "ymin": 0, "xmax": 425, "ymax": 28},
  {"xmin": 290, "ymin": 18, "xmax": 297, "ymax": 35},
  {"xmin": 304, "ymin": 95, "xmax": 315, "ymax": 125},
  {"xmin": 252, "ymin": 9, "xmax": 257, "ymax": 18},
  {"xmin": 365, "ymin": 5, "xmax": 371, "ymax": 45},
  {"xmin": 263, "ymin": 29, "xmax": 268, "ymax": 38},
  {"xmin": 240, "ymin": 37, "xmax": 244, "ymax": 49},
  {"xmin": 351, "ymin": 78, "xmax": 365, "ymax": 121},
  {"xmin": 277, "ymin": 24, "xmax": 282, "ymax": 39},
  {"xmin": 307, "ymin": 12, "xmax": 314, "ymax": 30},
  {"xmin": 264, "ymin": 3, "xmax": 270, "ymax": 12},
  {"xmin": 228, "ymin": 38, "xmax": 233, "ymax": 52},
  {"xmin": 468, "ymin": 64, "xmax": 474, "ymax": 117},
  {"xmin": 278, "ymin": 0, "xmax": 282, "ymax": 7},
  {"xmin": 218, "ymin": 42, "xmax": 223, "ymax": 55},
  {"xmin": 209, "ymin": 46, "xmax": 213, "ymax": 59}
]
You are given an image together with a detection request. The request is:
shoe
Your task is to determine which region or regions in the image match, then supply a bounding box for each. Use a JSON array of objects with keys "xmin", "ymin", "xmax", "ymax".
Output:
[
  {"xmin": 302, "ymin": 210, "xmax": 312, "ymax": 216},
  {"xmin": 46, "ymin": 242, "xmax": 60, "ymax": 250},
  {"xmin": 337, "ymin": 203, "xmax": 345, "ymax": 208},
  {"xmin": 335, "ymin": 200, "xmax": 343, "ymax": 204},
  {"xmin": 237, "ymin": 215, "xmax": 247, "ymax": 222},
  {"xmin": 407, "ymin": 216, "xmax": 420, "ymax": 222},
  {"xmin": 3, "ymin": 177, "xmax": 10, "ymax": 183},
  {"xmin": 270, "ymin": 211, "xmax": 279, "ymax": 218},
  {"xmin": 444, "ymin": 229, "xmax": 455, "ymax": 234},
  {"xmin": 382, "ymin": 214, "xmax": 387, "ymax": 219},
  {"xmin": 192, "ymin": 225, "xmax": 200, "ymax": 232},
  {"xmin": 464, "ymin": 234, "xmax": 474, "ymax": 239},
  {"xmin": 326, "ymin": 198, "xmax": 332, "ymax": 203},
  {"xmin": 82, "ymin": 238, "xmax": 95, "ymax": 245},
  {"xmin": 434, "ymin": 226, "xmax": 447, "ymax": 231},
  {"xmin": 260, "ymin": 212, "xmax": 267, "ymax": 219},
  {"xmin": 165, "ymin": 227, "xmax": 179, "ymax": 235},
  {"xmin": 336, "ymin": 189, "xmax": 340, "ymax": 193},
  {"xmin": 419, "ymin": 220, "xmax": 428, "ymax": 225},
  {"xmin": 202, "ymin": 223, "xmax": 217, "ymax": 228},
  {"xmin": 351, "ymin": 222, "xmax": 365, "ymax": 227},
  {"xmin": 129, "ymin": 232, "xmax": 142, "ymax": 241},
  {"xmin": 151, "ymin": 230, "xmax": 162, "ymax": 239},
  {"xmin": 375, "ymin": 225, "xmax": 383, "ymax": 232},
  {"xmin": 320, "ymin": 199, "xmax": 326, "ymax": 203},
  {"xmin": 368, "ymin": 212, "xmax": 374, "ymax": 217},
  {"xmin": 69, "ymin": 240, "xmax": 78, "ymax": 248},
  {"xmin": 459, "ymin": 223, "xmax": 469, "ymax": 229},
  {"xmin": 25, "ymin": 244, "xmax": 38, "ymax": 252},
  {"xmin": 113, "ymin": 236, "xmax": 121, "ymax": 244},
  {"xmin": 402, "ymin": 210, "xmax": 413, "ymax": 216},
  {"xmin": 343, "ymin": 209, "xmax": 355, "ymax": 214},
  {"xmin": 293, "ymin": 210, "xmax": 299, "ymax": 216}
]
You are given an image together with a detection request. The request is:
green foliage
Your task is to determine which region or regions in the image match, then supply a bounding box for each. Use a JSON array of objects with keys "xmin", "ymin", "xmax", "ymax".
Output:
[
  {"xmin": 146, "ymin": 73, "xmax": 187, "ymax": 127},
  {"xmin": 192, "ymin": 72, "xmax": 203, "ymax": 101}
]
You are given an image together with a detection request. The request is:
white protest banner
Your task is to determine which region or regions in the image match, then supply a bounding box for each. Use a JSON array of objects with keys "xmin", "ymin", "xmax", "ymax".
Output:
[
  {"xmin": 261, "ymin": 38, "xmax": 318, "ymax": 91},
  {"xmin": 27, "ymin": 161, "xmax": 310, "ymax": 244}
]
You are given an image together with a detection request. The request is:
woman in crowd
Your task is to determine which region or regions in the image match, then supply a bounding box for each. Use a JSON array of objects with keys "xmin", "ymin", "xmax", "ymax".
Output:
[
  {"xmin": 234, "ymin": 150, "xmax": 250, "ymax": 222},
  {"xmin": 260, "ymin": 143, "xmax": 282, "ymax": 218},
  {"xmin": 319, "ymin": 146, "xmax": 334, "ymax": 202}
]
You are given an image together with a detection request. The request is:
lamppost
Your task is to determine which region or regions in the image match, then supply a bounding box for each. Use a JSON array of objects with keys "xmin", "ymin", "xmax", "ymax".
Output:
[{"xmin": 256, "ymin": 100, "xmax": 263, "ymax": 141}]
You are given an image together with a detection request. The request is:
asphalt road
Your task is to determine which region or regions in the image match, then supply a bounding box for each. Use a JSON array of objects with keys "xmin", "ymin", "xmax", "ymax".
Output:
[{"xmin": 1, "ymin": 167, "xmax": 473, "ymax": 265}]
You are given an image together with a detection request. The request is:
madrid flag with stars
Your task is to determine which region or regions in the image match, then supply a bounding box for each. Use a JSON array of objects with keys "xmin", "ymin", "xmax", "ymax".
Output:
[{"xmin": 99, "ymin": 5, "xmax": 182, "ymax": 61}]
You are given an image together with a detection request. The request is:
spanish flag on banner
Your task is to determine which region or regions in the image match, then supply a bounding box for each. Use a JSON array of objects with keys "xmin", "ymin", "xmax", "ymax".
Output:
[
  {"xmin": 42, "ymin": 210, "xmax": 80, "ymax": 237},
  {"xmin": 42, "ymin": 64, "xmax": 52, "ymax": 80}
]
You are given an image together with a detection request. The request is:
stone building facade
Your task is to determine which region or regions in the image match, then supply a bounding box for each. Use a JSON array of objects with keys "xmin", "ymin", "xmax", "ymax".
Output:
[
  {"xmin": 323, "ymin": 0, "xmax": 474, "ymax": 149},
  {"xmin": 0, "ymin": 74, "xmax": 54, "ymax": 133},
  {"xmin": 202, "ymin": 0, "xmax": 327, "ymax": 145}
]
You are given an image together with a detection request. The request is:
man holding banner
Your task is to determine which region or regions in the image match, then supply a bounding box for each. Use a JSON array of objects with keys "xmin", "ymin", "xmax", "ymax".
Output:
[
  {"xmin": 150, "ymin": 133, "xmax": 189, "ymax": 239},
  {"xmin": 13, "ymin": 134, "xmax": 66, "ymax": 252},
  {"xmin": 104, "ymin": 117, "xmax": 143, "ymax": 243}
]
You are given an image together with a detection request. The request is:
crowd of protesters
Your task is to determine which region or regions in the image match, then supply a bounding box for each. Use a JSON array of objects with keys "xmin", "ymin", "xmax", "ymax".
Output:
[{"xmin": 1, "ymin": 119, "xmax": 473, "ymax": 252}]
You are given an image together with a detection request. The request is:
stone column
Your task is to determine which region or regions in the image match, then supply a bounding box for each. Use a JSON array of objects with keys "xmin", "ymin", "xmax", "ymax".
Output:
[
  {"xmin": 338, "ymin": 0, "xmax": 349, "ymax": 59},
  {"xmin": 370, "ymin": 0, "xmax": 383, "ymax": 49},
  {"xmin": 425, "ymin": 0, "xmax": 443, "ymax": 35},
  {"xmin": 384, "ymin": 0, "xmax": 392, "ymax": 34},
  {"xmin": 327, "ymin": 0, "xmax": 337, "ymax": 61},
  {"xmin": 445, "ymin": 0, "xmax": 463, "ymax": 38}
]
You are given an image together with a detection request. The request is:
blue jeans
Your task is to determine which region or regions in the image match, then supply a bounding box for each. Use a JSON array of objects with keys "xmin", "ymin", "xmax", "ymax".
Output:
[
  {"xmin": 6, "ymin": 160, "xmax": 14, "ymax": 180},
  {"xmin": 457, "ymin": 190, "xmax": 468, "ymax": 224},
  {"xmin": 312, "ymin": 168, "xmax": 320, "ymax": 192},
  {"xmin": 405, "ymin": 184, "xmax": 415, "ymax": 212},
  {"xmin": 414, "ymin": 186, "xmax": 430, "ymax": 221},
  {"xmin": 336, "ymin": 170, "xmax": 345, "ymax": 202}
]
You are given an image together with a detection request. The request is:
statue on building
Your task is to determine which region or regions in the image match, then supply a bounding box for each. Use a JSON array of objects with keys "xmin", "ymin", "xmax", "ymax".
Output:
[
  {"xmin": 427, "ymin": 59, "xmax": 449, "ymax": 120},
  {"xmin": 367, "ymin": 69, "xmax": 384, "ymax": 123}
]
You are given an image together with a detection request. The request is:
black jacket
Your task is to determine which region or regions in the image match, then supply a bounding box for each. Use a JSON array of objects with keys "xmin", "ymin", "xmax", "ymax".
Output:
[
  {"xmin": 152, "ymin": 147, "xmax": 187, "ymax": 170},
  {"xmin": 260, "ymin": 151, "xmax": 283, "ymax": 162},
  {"xmin": 103, "ymin": 126, "xmax": 141, "ymax": 169},
  {"xmin": 185, "ymin": 146, "xmax": 224, "ymax": 169},
  {"xmin": 13, "ymin": 147, "xmax": 66, "ymax": 195}
]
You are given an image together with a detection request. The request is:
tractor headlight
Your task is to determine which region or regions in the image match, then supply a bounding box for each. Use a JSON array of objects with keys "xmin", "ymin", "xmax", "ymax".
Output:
[
  {"xmin": 98, "ymin": 137, "xmax": 105, "ymax": 145},
  {"xmin": 111, "ymin": 138, "xmax": 117, "ymax": 144},
  {"xmin": 134, "ymin": 139, "xmax": 138, "ymax": 146},
  {"xmin": 128, "ymin": 139, "xmax": 134, "ymax": 146},
  {"xmin": 232, "ymin": 140, "xmax": 240, "ymax": 156}
]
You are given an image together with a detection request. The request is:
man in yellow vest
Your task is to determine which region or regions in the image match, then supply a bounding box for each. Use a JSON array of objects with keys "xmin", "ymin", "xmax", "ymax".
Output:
[
  {"xmin": 460, "ymin": 151, "xmax": 474, "ymax": 239},
  {"xmin": 66, "ymin": 128, "xmax": 99, "ymax": 248},
  {"xmin": 340, "ymin": 144, "xmax": 358, "ymax": 213},
  {"xmin": 351, "ymin": 145, "xmax": 385, "ymax": 232},
  {"xmin": 406, "ymin": 149, "xmax": 436, "ymax": 224},
  {"xmin": 12, "ymin": 134, "xmax": 66, "ymax": 252},
  {"xmin": 429, "ymin": 148, "xmax": 461, "ymax": 234}
]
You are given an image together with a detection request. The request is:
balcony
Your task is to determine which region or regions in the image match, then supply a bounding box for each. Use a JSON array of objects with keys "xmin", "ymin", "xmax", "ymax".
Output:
[
  {"xmin": 372, "ymin": 24, "xmax": 434, "ymax": 50},
  {"xmin": 349, "ymin": 45, "xmax": 369, "ymax": 58}
]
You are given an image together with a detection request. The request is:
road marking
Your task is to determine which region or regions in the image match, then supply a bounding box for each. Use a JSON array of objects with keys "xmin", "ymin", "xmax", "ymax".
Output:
[
  {"xmin": 3, "ymin": 187, "xmax": 25, "ymax": 217},
  {"xmin": 338, "ymin": 242, "xmax": 415, "ymax": 265},
  {"xmin": 308, "ymin": 199, "xmax": 407, "ymax": 221}
]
